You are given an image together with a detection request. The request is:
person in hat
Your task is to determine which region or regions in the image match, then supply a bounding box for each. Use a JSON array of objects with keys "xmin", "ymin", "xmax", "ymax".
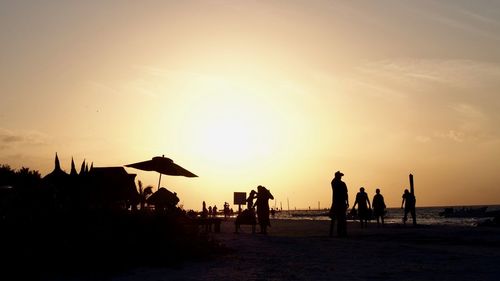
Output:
[{"xmin": 330, "ymin": 171, "xmax": 349, "ymax": 237}]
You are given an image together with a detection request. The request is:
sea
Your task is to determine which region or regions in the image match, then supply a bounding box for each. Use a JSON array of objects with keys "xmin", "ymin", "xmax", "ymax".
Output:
[{"xmin": 270, "ymin": 205, "xmax": 500, "ymax": 227}]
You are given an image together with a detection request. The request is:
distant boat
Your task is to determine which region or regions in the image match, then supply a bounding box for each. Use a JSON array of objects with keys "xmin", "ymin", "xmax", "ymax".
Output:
[{"xmin": 439, "ymin": 206, "xmax": 488, "ymax": 218}]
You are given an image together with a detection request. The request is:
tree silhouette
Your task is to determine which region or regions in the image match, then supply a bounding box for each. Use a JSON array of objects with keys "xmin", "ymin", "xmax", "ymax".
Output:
[{"xmin": 138, "ymin": 180, "xmax": 154, "ymax": 210}]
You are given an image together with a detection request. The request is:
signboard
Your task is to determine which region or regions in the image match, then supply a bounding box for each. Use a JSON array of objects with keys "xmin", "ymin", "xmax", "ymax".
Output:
[{"xmin": 233, "ymin": 192, "xmax": 247, "ymax": 205}]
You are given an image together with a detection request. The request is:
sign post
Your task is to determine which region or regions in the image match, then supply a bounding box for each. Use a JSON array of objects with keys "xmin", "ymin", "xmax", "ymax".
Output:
[{"xmin": 233, "ymin": 192, "xmax": 247, "ymax": 214}]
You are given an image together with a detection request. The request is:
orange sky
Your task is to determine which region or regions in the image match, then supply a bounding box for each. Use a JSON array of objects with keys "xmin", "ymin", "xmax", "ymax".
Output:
[{"xmin": 1, "ymin": 1, "xmax": 500, "ymax": 210}]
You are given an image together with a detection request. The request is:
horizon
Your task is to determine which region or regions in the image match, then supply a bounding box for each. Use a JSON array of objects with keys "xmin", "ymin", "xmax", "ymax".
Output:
[{"xmin": 2, "ymin": 1, "xmax": 500, "ymax": 210}]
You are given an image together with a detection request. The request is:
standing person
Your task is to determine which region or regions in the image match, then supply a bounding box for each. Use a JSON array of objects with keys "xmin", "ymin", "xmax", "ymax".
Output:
[
  {"xmin": 401, "ymin": 189, "xmax": 416, "ymax": 226},
  {"xmin": 255, "ymin": 185, "xmax": 274, "ymax": 234},
  {"xmin": 223, "ymin": 202, "xmax": 230, "ymax": 219},
  {"xmin": 372, "ymin": 188, "xmax": 386, "ymax": 227},
  {"xmin": 212, "ymin": 205, "xmax": 218, "ymax": 217},
  {"xmin": 201, "ymin": 201, "xmax": 208, "ymax": 219},
  {"xmin": 201, "ymin": 201, "xmax": 209, "ymax": 231},
  {"xmin": 247, "ymin": 190, "xmax": 257, "ymax": 210},
  {"xmin": 352, "ymin": 187, "xmax": 371, "ymax": 228},
  {"xmin": 329, "ymin": 171, "xmax": 349, "ymax": 237}
]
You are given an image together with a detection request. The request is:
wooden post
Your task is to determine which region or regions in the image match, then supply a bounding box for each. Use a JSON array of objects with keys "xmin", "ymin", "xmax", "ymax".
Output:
[
  {"xmin": 409, "ymin": 173, "xmax": 417, "ymax": 225},
  {"xmin": 409, "ymin": 174, "xmax": 414, "ymax": 195}
]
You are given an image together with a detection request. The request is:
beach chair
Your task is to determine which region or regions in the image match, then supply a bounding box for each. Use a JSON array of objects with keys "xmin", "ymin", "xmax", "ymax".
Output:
[{"xmin": 234, "ymin": 209, "xmax": 256, "ymax": 233}]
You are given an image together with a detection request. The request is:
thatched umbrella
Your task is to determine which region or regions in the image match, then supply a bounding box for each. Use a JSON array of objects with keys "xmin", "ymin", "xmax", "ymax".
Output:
[
  {"xmin": 146, "ymin": 187, "xmax": 179, "ymax": 212},
  {"xmin": 125, "ymin": 155, "xmax": 197, "ymax": 191}
]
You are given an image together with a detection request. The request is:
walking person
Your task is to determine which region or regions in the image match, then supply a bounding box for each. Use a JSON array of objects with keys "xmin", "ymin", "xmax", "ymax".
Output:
[
  {"xmin": 352, "ymin": 187, "xmax": 371, "ymax": 228},
  {"xmin": 401, "ymin": 189, "xmax": 416, "ymax": 225},
  {"xmin": 329, "ymin": 171, "xmax": 349, "ymax": 237},
  {"xmin": 372, "ymin": 188, "xmax": 386, "ymax": 227}
]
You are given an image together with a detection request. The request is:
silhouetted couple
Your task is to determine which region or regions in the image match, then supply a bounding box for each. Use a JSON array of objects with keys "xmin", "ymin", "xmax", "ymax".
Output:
[
  {"xmin": 236, "ymin": 185, "xmax": 274, "ymax": 234},
  {"xmin": 330, "ymin": 171, "xmax": 349, "ymax": 237}
]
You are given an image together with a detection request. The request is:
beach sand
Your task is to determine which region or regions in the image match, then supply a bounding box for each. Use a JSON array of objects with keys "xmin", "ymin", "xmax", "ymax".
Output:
[{"xmin": 113, "ymin": 219, "xmax": 500, "ymax": 281}]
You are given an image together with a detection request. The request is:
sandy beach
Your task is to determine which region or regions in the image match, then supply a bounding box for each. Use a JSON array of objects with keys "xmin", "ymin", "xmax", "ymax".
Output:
[{"xmin": 111, "ymin": 219, "xmax": 500, "ymax": 281}]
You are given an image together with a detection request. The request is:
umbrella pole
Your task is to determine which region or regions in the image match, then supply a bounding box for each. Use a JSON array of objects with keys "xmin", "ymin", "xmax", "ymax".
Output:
[{"xmin": 157, "ymin": 173, "xmax": 162, "ymax": 191}]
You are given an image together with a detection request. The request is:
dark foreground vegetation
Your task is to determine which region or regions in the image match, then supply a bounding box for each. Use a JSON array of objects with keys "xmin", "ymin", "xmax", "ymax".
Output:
[{"xmin": 0, "ymin": 164, "xmax": 225, "ymax": 280}]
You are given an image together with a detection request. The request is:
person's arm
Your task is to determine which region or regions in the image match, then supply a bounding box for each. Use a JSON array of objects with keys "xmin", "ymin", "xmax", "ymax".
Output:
[
  {"xmin": 401, "ymin": 195, "xmax": 405, "ymax": 209},
  {"xmin": 367, "ymin": 196, "xmax": 371, "ymax": 209},
  {"xmin": 346, "ymin": 190, "xmax": 350, "ymax": 209}
]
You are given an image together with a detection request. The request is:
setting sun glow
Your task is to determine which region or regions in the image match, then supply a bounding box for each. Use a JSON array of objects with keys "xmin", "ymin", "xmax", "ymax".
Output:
[{"xmin": 2, "ymin": 1, "xmax": 500, "ymax": 210}]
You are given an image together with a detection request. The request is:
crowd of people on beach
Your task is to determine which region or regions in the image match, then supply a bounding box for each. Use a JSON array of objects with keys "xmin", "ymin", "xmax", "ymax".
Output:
[
  {"xmin": 330, "ymin": 170, "xmax": 417, "ymax": 237},
  {"xmin": 200, "ymin": 201, "xmax": 235, "ymax": 219},
  {"xmin": 197, "ymin": 171, "xmax": 417, "ymax": 236}
]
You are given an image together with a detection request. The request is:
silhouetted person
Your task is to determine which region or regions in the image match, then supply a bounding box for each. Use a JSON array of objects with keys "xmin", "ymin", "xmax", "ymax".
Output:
[
  {"xmin": 401, "ymin": 189, "xmax": 416, "ymax": 225},
  {"xmin": 353, "ymin": 187, "xmax": 371, "ymax": 228},
  {"xmin": 330, "ymin": 171, "xmax": 349, "ymax": 237},
  {"xmin": 235, "ymin": 190, "xmax": 259, "ymax": 233},
  {"xmin": 201, "ymin": 201, "xmax": 210, "ymax": 231},
  {"xmin": 247, "ymin": 189, "xmax": 257, "ymax": 210},
  {"xmin": 372, "ymin": 188, "xmax": 386, "ymax": 227},
  {"xmin": 201, "ymin": 201, "xmax": 208, "ymax": 218},
  {"xmin": 223, "ymin": 202, "xmax": 230, "ymax": 218},
  {"xmin": 255, "ymin": 185, "xmax": 274, "ymax": 234},
  {"xmin": 212, "ymin": 205, "xmax": 217, "ymax": 217}
]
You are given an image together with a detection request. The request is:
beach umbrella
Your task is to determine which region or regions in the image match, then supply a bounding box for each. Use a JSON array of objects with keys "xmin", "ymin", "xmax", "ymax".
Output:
[{"xmin": 125, "ymin": 155, "xmax": 197, "ymax": 190}]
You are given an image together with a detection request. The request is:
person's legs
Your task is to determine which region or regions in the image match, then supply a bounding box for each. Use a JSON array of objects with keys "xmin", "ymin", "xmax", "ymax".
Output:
[
  {"xmin": 337, "ymin": 211, "xmax": 347, "ymax": 237},
  {"xmin": 329, "ymin": 218, "xmax": 335, "ymax": 237},
  {"xmin": 260, "ymin": 223, "xmax": 266, "ymax": 234},
  {"xmin": 411, "ymin": 208, "xmax": 417, "ymax": 225},
  {"xmin": 359, "ymin": 209, "xmax": 364, "ymax": 228}
]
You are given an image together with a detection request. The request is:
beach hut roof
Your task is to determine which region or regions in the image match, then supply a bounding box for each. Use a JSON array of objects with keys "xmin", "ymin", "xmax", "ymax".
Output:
[
  {"xmin": 43, "ymin": 153, "xmax": 69, "ymax": 182},
  {"xmin": 70, "ymin": 157, "xmax": 78, "ymax": 177},
  {"xmin": 89, "ymin": 167, "xmax": 138, "ymax": 202}
]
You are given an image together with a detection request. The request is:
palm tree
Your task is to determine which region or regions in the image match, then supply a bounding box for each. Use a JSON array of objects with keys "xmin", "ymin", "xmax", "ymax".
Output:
[{"xmin": 137, "ymin": 180, "xmax": 153, "ymax": 210}]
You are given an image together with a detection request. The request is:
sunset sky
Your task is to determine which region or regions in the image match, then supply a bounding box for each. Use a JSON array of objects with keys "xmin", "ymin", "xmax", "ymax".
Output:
[{"xmin": 1, "ymin": 0, "xmax": 500, "ymax": 210}]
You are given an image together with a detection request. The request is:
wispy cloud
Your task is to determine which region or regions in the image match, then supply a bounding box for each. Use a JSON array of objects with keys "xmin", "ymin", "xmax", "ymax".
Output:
[
  {"xmin": 0, "ymin": 128, "xmax": 51, "ymax": 150},
  {"xmin": 412, "ymin": 2, "xmax": 500, "ymax": 41},
  {"xmin": 435, "ymin": 130, "xmax": 465, "ymax": 143},
  {"xmin": 456, "ymin": 7, "xmax": 500, "ymax": 26},
  {"xmin": 354, "ymin": 59, "xmax": 500, "ymax": 91},
  {"xmin": 345, "ymin": 59, "xmax": 500, "ymax": 144}
]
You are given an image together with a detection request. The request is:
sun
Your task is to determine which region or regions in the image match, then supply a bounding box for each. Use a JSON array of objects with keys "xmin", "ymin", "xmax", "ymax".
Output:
[{"xmin": 195, "ymin": 109, "xmax": 265, "ymax": 166}]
